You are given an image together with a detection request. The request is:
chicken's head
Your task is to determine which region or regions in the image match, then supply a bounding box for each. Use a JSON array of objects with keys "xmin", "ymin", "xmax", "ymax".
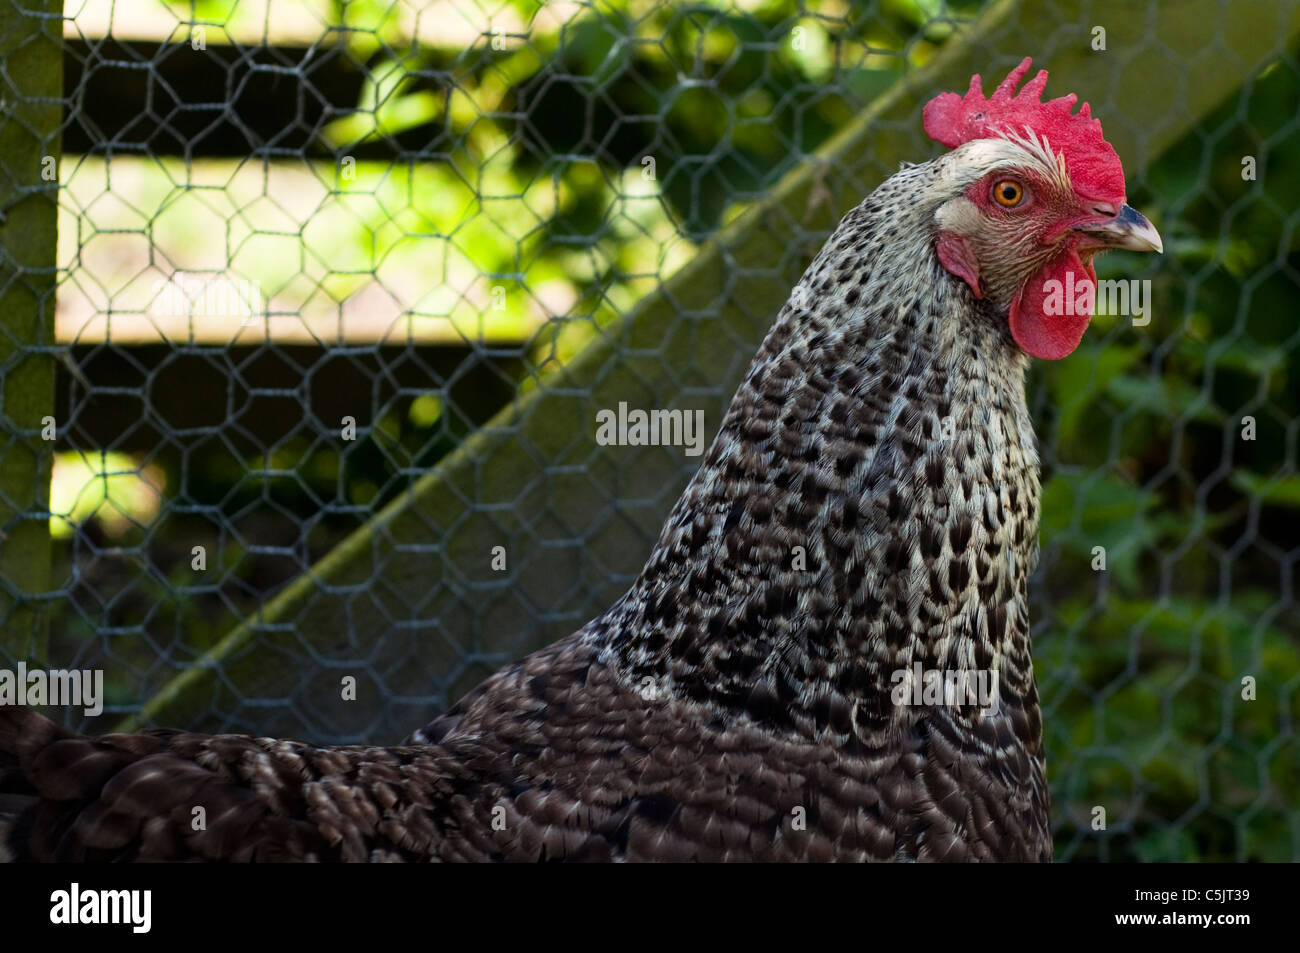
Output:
[{"xmin": 923, "ymin": 57, "xmax": 1162, "ymax": 360}]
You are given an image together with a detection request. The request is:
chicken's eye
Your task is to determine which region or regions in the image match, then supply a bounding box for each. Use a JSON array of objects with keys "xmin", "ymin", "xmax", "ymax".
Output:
[{"xmin": 992, "ymin": 179, "xmax": 1024, "ymax": 207}]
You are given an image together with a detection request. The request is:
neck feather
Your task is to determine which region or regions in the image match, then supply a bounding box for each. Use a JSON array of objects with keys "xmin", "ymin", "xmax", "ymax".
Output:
[{"xmin": 593, "ymin": 167, "xmax": 1043, "ymax": 747}]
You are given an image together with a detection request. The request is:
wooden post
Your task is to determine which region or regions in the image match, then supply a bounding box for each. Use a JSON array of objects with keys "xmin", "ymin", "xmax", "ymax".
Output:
[{"xmin": 0, "ymin": 0, "xmax": 62, "ymax": 663}]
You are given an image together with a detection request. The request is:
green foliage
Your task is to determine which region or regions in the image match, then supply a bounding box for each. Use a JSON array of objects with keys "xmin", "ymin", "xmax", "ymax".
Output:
[
  {"xmin": 1040, "ymin": 595, "xmax": 1299, "ymax": 861},
  {"xmin": 1031, "ymin": 54, "xmax": 1300, "ymax": 860}
]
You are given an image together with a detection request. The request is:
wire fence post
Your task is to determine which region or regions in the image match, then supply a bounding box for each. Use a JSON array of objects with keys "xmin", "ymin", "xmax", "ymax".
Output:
[{"xmin": 0, "ymin": 0, "xmax": 62, "ymax": 663}]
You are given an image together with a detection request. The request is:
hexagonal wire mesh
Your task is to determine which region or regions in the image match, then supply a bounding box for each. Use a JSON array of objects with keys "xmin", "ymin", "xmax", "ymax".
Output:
[{"xmin": 0, "ymin": 0, "xmax": 1296, "ymax": 861}]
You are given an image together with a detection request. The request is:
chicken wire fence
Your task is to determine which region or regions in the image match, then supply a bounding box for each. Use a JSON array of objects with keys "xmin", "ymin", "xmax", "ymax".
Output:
[{"xmin": 0, "ymin": 0, "xmax": 1296, "ymax": 861}]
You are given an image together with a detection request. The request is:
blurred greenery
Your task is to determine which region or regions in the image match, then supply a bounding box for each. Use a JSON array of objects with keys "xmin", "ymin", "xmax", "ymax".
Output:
[
  {"xmin": 53, "ymin": 0, "xmax": 980, "ymax": 668},
  {"xmin": 1031, "ymin": 52, "xmax": 1300, "ymax": 860},
  {"xmin": 44, "ymin": 0, "xmax": 1300, "ymax": 860}
]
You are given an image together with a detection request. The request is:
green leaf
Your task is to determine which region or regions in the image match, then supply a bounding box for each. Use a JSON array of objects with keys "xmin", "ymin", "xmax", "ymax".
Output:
[
  {"xmin": 1048, "ymin": 344, "xmax": 1144, "ymax": 445},
  {"xmin": 1106, "ymin": 373, "xmax": 1223, "ymax": 425},
  {"xmin": 1231, "ymin": 470, "xmax": 1300, "ymax": 508},
  {"xmin": 1040, "ymin": 472, "xmax": 1157, "ymax": 587}
]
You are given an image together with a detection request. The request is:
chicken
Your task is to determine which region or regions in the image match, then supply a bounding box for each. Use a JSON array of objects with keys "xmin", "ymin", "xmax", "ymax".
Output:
[{"xmin": 0, "ymin": 58, "xmax": 1161, "ymax": 862}]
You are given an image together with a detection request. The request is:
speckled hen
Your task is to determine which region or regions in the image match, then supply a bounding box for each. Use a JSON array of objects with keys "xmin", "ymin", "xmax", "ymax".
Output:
[{"xmin": 0, "ymin": 58, "xmax": 1161, "ymax": 862}]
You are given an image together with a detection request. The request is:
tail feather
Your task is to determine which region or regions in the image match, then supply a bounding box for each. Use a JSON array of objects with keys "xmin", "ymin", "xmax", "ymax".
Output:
[
  {"xmin": 0, "ymin": 705, "xmax": 64, "ymax": 761},
  {"xmin": 0, "ymin": 706, "xmax": 65, "ymax": 861},
  {"xmin": 0, "ymin": 706, "xmax": 307, "ymax": 861},
  {"xmin": 0, "ymin": 705, "xmax": 471, "ymax": 861}
]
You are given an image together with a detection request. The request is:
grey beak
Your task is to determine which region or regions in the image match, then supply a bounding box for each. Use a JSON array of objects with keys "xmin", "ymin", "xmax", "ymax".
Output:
[{"xmin": 1076, "ymin": 204, "xmax": 1164, "ymax": 254}]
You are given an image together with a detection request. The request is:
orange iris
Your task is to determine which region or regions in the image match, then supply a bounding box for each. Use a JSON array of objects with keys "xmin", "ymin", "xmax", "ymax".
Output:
[{"xmin": 993, "ymin": 179, "xmax": 1024, "ymax": 207}]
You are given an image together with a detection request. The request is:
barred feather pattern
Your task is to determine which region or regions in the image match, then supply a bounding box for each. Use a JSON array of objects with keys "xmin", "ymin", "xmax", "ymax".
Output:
[{"xmin": 1, "ymin": 145, "xmax": 1051, "ymax": 862}]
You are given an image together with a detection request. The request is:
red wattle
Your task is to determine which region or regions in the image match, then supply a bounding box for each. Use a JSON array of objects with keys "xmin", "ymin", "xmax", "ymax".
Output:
[{"xmin": 1009, "ymin": 248, "xmax": 1095, "ymax": 360}]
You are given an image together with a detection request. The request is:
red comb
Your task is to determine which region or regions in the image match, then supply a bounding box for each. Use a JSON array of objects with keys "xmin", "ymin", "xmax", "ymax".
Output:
[{"xmin": 922, "ymin": 57, "xmax": 1125, "ymax": 205}]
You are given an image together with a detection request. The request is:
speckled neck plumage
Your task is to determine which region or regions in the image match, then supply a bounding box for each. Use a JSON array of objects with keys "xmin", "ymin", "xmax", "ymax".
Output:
[{"xmin": 594, "ymin": 157, "xmax": 1044, "ymax": 755}]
